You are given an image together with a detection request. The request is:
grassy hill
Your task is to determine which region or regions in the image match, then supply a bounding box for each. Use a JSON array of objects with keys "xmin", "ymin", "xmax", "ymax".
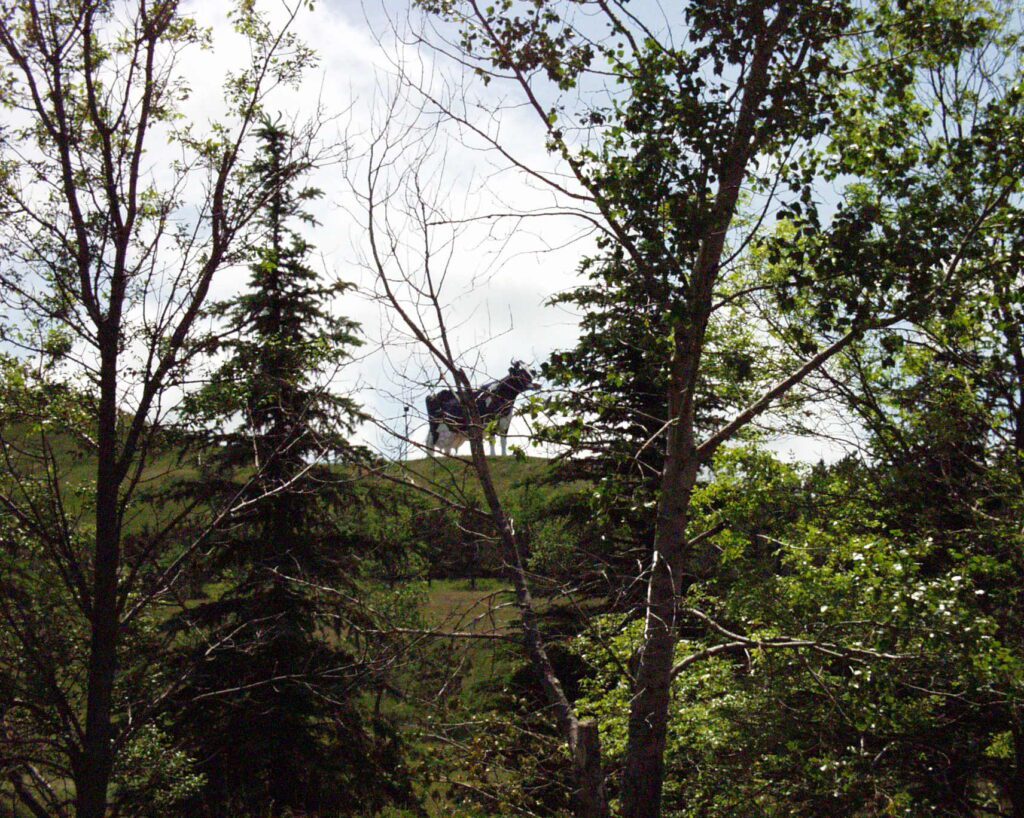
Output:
[
  {"xmin": 388, "ymin": 452, "xmax": 559, "ymax": 491},
  {"xmin": 0, "ymin": 422, "xmax": 585, "ymax": 815}
]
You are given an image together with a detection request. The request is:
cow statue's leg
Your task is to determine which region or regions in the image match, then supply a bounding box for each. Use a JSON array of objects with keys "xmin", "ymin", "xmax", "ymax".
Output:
[
  {"xmin": 435, "ymin": 424, "xmax": 468, "ymax": 457},
  {"xmin": 434, "ymin": 423, "xmax": 451, "ymax": 456},
  {"xmin": 497, "ymin": 412, "xmax": 512, "ymax": 457}
]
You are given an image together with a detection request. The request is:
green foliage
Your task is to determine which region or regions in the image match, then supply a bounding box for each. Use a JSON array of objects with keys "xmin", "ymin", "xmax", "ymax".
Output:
[
  {"xmin": 765, "ymin": 0, "xmax": 1024, "ymax": 334},
  {"xmin": 184, "ymin": 115, "xmax": 363, "ymax": 458},
  {"xmin": 3, "ymin": 1, "xmax": 1024, "ymax": 815},
  {"xmin": 574, "ymin": 449, "xmax": 1022, "ymax": 816},
  {"xmin": 0, "ymin": 1, "xmax": 331, "ymax": 813},
  {"xmin": 399, "ymin": 625, "xmax": 578, "ymax": 818},
  {"xmin": 413, "ymin": 3, "xmax": 1024, "ymax": 814},
  {"xmin": 112, "ymin": 725, "xmax": 206, "ymax": 817}
]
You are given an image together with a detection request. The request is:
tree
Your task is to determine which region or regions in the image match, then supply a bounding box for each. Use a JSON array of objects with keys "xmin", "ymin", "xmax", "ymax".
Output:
[
  {"xmin": 0, "ymin": 3, "xmax": 321, "ymax": 815},
  {"xmin": 413, "ymin": 0, "xmax": 1021, "ymax": 814},
  {"xmin": 808, "ymin": 234, "xmax": 1024, "ymax": 813},
  {"xmin": 569, "ymin": 238, "xmax": 1024, "ymax": 814},
  {"xmin": 536, "ymin": 255, "xmax": 776, "ymax": 602},
  {"xmin": 166, "ymin": 116, "xmax": 413, "ymax": 816},
  {"xmin": 569, "ymin": 445, "xmax": 1012, "ymax": 816},
  {"xmin": 350, "ymin": 83, "xmax": 612, "ymax": 816}
]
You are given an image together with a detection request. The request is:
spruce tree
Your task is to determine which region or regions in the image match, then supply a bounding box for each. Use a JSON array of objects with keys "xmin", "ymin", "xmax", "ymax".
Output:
[{"xmin": 170, "ymin": 117, "xmax": 408, "ymax": 816}]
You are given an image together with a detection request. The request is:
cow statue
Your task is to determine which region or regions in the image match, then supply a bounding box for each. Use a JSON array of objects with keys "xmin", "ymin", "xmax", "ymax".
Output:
[{"xmin": 425, "ymin": 361, "xmax": 538, "ymax": 457}]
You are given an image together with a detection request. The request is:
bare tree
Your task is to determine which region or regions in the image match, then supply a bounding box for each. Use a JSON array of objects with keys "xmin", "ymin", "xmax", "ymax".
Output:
[{"xmin": 345, "ymin": 79, "xmax": 611, "ymax": 817}]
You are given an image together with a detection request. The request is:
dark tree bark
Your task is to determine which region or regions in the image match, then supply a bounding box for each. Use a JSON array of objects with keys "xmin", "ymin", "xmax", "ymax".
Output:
[{"xmin": 78, "ymin": 342, "xmax": 122, "ymax": 818}]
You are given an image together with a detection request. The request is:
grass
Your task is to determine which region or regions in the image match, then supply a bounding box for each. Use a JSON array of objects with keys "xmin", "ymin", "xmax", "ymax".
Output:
[
  {"xmin": 395, "ymin": 454, "xmax": 560, "ymax": 502},
  {"xmin": 418, "ymin": 577, "xmax": 516, "ymax": 629},
  {"xmin": 391, "ymin": 577, "xmax": 530, "ymax": 818}
]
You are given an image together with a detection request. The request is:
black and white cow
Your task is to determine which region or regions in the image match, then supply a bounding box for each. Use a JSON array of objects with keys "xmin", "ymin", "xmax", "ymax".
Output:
[{"xmin": 425, "ymin": 361, "xmax": 538, "ymax": 456}]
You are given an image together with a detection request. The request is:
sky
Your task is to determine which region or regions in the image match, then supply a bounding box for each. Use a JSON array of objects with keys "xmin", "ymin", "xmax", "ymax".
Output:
[
  {"xmin": 171, "ymin": 0, "xmax": 850, "ymax": 464},
  {"xmin": 175, "ymin": 0, "xmax": 597, "ymax": 460}
]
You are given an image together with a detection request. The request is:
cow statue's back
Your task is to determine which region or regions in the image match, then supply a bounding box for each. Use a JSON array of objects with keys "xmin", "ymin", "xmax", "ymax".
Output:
[{"xmin": 425, "ymin": 361, "xmax": 537, "ymax": 456}]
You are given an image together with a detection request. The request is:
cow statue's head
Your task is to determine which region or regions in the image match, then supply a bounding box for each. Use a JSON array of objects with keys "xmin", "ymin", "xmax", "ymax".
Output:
[{"xmin": 508, "ymin": 359, "xmax": 539, "ymax": 393}]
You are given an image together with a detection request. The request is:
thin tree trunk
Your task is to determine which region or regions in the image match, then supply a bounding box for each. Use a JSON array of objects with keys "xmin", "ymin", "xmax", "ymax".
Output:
[
  {"xmin": 620, "ymin": 434, "xmax": 699, "ymax": 818},
  {"xmin": 619, "ymin": 184, "xmax": 739, "ymax": 818},
  {"xmin": 617, "ymin": 12, "xmax": 787, "ymax": 814},
  {"xmin": 466, "ymin": 423, "xmax": 610, "ymax": 818},
  {"xmin": 572, "ymin": 720, "xmax": 607, "ymax": 818},
  {"xmin": 9, "ymin": 773, "xmax": 54, "ymax": 818}
]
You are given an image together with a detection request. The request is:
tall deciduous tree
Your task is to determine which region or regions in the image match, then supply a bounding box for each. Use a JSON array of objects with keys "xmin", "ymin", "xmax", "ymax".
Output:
[
  {"xmin": 536, "ymin": 256, "xmax": 775, "ymax": 601},
  {"xmin": 414, "ymin": 0, "xmax": 1021, "ymax": 814},
  {"xmin": 352, "ymin": 85, "xmax": 613, "ymax": 816},
  {"xmin": 0, "ymin": 3, "xmax": 320, "ymax": 816}
]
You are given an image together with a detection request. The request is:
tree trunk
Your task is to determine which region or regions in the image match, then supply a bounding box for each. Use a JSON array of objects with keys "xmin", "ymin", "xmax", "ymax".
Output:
[
  {"xmin": 77, "ymin": 340, "xmax": 122, "ymax": 818},
  {"xmin": 618, "ymin": 15, "xmax": 785, "ymax": 811},
  {"xmin": 620, "ymin": 442, "xmax": 698, "ymax": 818},
  {"xmin": 464, "ymin": 418, "xmax": 610, "ymax": 818},
  {"xmin": 572, "ymin": 720, "xmax": 609, "ymax": 818}
]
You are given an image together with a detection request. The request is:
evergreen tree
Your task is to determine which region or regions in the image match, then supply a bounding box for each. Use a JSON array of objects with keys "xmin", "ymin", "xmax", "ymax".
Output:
[{"xmin": 170, "ymin": 117, "xmax": 410, "ymax": 817}]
